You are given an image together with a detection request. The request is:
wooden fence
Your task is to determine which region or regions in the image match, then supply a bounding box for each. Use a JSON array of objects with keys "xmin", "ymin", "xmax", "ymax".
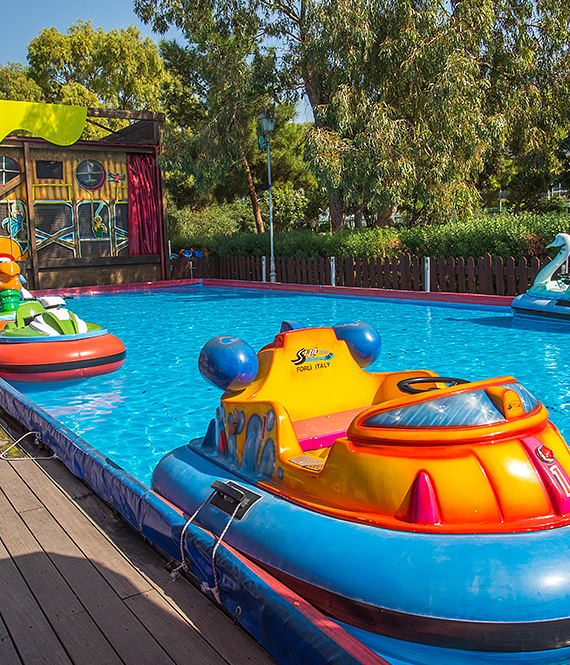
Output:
[{"xmin": 170, "ymin": 253, "xmax": 546, "ymax": 297}]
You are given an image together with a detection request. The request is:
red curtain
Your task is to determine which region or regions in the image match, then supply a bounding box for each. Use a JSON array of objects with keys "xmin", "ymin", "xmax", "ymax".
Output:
[{"xmin": 127, "ymin": 153, "xmax": 161, "ymax": 255}]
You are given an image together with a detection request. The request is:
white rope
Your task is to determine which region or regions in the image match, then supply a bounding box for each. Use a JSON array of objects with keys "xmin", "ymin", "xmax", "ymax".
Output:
[
  {"xmin": 170, "ymin": 490, "xmax": 216, "ymax": 581},
  {"xmin": 0, "ymin": 431, "xmax": 56, "ymax": 461},
  {"xmin": 201, "ymin": 496, "xmax": 245, "ymax": 604},
  {"xmin": 171, "ymin": 487, "xmax": 246, "ymax": 605}
]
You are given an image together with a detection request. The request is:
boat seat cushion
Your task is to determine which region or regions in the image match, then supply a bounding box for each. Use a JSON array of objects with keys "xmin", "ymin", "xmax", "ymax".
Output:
[{"xmin": 293, "ymin": 406, "xmax": 367, "ymax": 450}]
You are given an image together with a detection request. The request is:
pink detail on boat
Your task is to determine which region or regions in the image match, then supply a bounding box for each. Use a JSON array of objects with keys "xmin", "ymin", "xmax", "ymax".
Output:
[
  {"xmin": 521, "ymin": 436, "xmax": 570, "ymax": 515},
  {"xmin": 410, "ymin": 471, "xmax": 440, "ymax": 525},
  {"xmin": 298, "ymin": 430, "xmax": 346, "ymax": 452}
]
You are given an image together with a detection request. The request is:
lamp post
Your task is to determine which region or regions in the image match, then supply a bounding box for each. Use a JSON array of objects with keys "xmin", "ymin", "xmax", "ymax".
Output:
[{"xmin": 259, "ymin": 112, "xmax": 276, "ymax": 282}]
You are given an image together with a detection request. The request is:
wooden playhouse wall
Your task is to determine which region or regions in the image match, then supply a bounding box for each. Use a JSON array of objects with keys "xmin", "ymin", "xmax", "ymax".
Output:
[{"xmin": 0, "ymin": 139, "xmax": 163, "ymax": 290}]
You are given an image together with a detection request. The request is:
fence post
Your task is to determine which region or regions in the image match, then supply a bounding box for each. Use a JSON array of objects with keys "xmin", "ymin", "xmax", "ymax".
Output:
[
  {"xmin": 262, "ymin": 256, "xmax": 267, "ymax": 283},
  {"xmin": 423, "ymin": 257, "xmax": 431, "ymax": 292},
  {"xmin": 330, "ymin": 257, "xmax": 336, "ymax": 286}
]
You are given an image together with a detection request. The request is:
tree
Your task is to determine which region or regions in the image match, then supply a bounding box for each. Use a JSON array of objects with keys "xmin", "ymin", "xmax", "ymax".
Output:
[
  {"xmin": 27, "ymin": 21, "xmax": 167, "ymax": 110},
  {"xmin": 0, "ymin": 63, "xmax": 43, "ymax": 101},
  {"xmin": 0, "ymin": 21, "xmax": 169, "ymax": 139},
  {"xmin": 135, "ymin": 0, "xmax": 570, "ymax": 229},
  {"xmin": 134, "ymin": 0, "xmax": 362, "ymax": 230},
  {"xmin": 159, "ymin": 33, "xmax": 278, "ymax": 233}
]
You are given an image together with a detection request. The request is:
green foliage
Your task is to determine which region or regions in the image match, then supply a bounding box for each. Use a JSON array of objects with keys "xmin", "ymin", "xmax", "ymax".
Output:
[
  {"xmin": 258, "ymin": 182, "xmax": 308, "ymax": 232},
  {"xmin": 136, "ymin": 0, "xmax": 570, "ymax": 229},
  {"xmin": 172, "ymin": 225, "xmax": 402, "ymax": 258},
  {"xmin": 172, "ymin": 212, "xmax": 570, "ymax": 261},
  {"xmin": 0, "ymin": 63, "xmax": 43, "ymax": 101},
  {"xmin": 27, "ymin": 21, "xmax": 167, "ymax": 111},
  {"xmin": 399, "ymin": 213, "xmax": 570, "ymax": 260},
  {"xmin": 169, "ymin": 199, "xmax": 256, "ymax": 248}
]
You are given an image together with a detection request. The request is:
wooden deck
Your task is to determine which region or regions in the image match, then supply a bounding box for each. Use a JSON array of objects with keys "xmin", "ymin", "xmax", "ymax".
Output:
[{"xmin": 0, "ymin": 425, "xmax": 277, "ymax": 665}]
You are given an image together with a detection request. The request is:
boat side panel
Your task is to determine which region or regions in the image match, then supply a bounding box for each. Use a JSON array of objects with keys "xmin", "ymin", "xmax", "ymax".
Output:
[{"xmin": 152, "ymin": 444, "xmax": 570, "ymax": 626}]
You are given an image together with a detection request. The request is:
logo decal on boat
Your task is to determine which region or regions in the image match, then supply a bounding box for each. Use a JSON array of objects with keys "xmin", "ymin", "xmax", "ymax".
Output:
[
  {"xmin": 536, "ymin": 444, "xmax": 555, "ymax": 464},
  {"xmin": 291, "ymin": 347, "xmax": 333, "ymax": 371}
]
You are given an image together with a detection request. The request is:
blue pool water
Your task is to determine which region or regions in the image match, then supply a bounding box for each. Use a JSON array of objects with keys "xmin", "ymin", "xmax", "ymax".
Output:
[{"xmin": 13, "ymin": 285, "xmax": 570, "ymax": 486}]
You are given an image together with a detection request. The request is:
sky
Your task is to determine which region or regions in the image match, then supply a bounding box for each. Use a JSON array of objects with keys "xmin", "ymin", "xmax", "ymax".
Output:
[
  {"xmin": 0, "ymin": 0, "xmax": 180, "ymax": 67},
  {"xmin": 1, "ymin": 0, "xmax": 314, "ymax": 122}
]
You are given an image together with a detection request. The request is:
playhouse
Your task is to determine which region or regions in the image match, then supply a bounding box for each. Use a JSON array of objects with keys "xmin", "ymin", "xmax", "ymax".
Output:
[{"xmin": 0, "ymin": 100, "xmax": 169, "ymax": 289}]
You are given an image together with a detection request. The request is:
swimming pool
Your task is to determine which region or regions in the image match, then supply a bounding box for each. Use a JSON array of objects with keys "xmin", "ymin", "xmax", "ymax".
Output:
[{"xmin": 13, "ymin": 285, "xmax": 570, "ymax": 486}]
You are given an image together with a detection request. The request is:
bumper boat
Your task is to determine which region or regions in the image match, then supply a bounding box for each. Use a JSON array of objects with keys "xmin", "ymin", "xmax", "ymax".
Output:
[
  {"xmin": 153, "ymin": 321, "xmax": 570, "ymax": 663},
  {"xmin": 512, "ymin": 232, "xmax": 570, "ymax": 320},
  {"xmin": 0, "ymin": 296, "xmax": 126, "ymax": 382}
]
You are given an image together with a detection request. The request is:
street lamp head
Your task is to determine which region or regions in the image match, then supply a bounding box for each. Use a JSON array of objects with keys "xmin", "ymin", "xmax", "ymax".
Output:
[{"xmin": 259, "ymin": 112, "xmax": 275, "ymax": 134}]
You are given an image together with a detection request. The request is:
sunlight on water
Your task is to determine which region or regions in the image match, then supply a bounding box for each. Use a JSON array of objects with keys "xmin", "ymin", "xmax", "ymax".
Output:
[{"xmin": 13, "ymin": 285, "xmax": 570, "ymax": 485}]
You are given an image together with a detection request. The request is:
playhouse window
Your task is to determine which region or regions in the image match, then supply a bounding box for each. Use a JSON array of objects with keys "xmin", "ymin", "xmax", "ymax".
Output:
[
  {"xmin": 75, "ymin": 159, "xmax": 106, "ymax": 191},
  {"xmin": 35, "ymin": 160, "xmax": 63, "ymax": 179},
  {"xmin": 0, "ymin": 156, "xmax": 20, "ymax": 185}
]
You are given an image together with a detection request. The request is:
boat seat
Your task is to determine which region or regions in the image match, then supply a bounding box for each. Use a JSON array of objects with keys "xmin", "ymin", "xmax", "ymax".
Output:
[{"xmin": 293, "ymin": 406, "xmax": 369, "ymax": 451}]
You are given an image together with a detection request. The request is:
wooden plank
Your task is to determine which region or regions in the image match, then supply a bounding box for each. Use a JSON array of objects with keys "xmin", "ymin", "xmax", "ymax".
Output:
[
  {"xmin": 124, "ymin": 590, "xmax": 228, "ymax": 665},
  {"xmin": 456, "ymin": 257, "xmax": 466, "ymax": 293},
  {"xmin": 0, "ymin": 173, "xmax": 24, "ymax": 199},
  {"xmin": 23, "ymin": 142, "xmax": 40, "ymax": 290},
  {"xmin": 0, "ymin": 539, "xmax": 73, "ymax": 665},
  {"xmin": 0, "ymin": 613, "xmax": 23, "ymax": 665},
  {"xmin": 15, "ymin": 503, "xmax": 177, "ymax": 665},
  {"xmin": 299, "ymin": 257, "xmax": 307, "ymax": 285},
  {"xmin": 517, "ymin": 257, "xmax": 528, "ymax": 294},
  {"xmin": 446, "ymin": 257, "xmax": 457, "ymax": 292},
  {"xmin": 529, "ymin": 256, "xmax": 541, "ymax": 285},
  {"xmin": 157, "ymin": 121, "xmax": 169, "ymax": 280},
  {"xmin": 376, "ymin": 257, "xmax": 384, "ymax": 289},
  {"xmin": 437, "ymin": 257, "xmax": 446, "ymax": 292},
  {"xmin": 429, "ymin": 257, "xmax": 437, "ymax": 292},
  {"xmin": 287, "ymin": 256, "xmax": 296, "ymax": 284},
  {"xmin": 354, "ymin": 257, "xmax": 362, "ymax": 287},
  {"xmin": 382, "ymin": 256, "xmax": 391, "ymax": 289},
  {"xmin": 494, "ymin": 257, "xmax": 504, "ymax": 296},
  {"xmin": 75, "ymin": 492, "xmax": 276, "ymax": 665},
  {"xmin": 88, "ymin": 108, "xmax": 165, "ymax": 122},
  {"xmin": 479, "ymin": 254, "xmax": 493, "ymax": 294},
  {"xmin": 467, "ymin": 257, "xmax": 476, "ymax": 293},
  {"xmin": 0, "ymin": 490, "xmax": 122, "ymax": 664},
  {"xmin": 411, "ymin": 256, "xmax": 421, "ymax": 291},
  {"xmin": 391, "ymin": 257, "xmax": 399, "ymax": 290},
  {"xmin": 400, "ymin": 254, "xmax": 411, "ymax": 290},
  {"xmin": 0, "ymin": 459, "xmax": 44, "ymax": 512},
  {"xmin": 32, "ymin": 458, "xmax": 276, "ymax": 665},
  {"xmin": 318, "ymin": 256, "xmax": 326, "ymax": 285},
  {"xmin": 5, "ymin": 462, "xmax": 155, "ymax": 601}
]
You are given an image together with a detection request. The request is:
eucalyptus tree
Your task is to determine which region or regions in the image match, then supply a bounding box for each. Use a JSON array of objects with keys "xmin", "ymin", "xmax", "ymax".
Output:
[
  {"xmin": 0, "ymin": 63, "xmax": 43, "ymax": 101},
  {"xmin": 158, "ymin": 28, "xmax": 280, "ymax": 233},
  {"xmin": 134, "ymin": 0, "xmax": 570, "ymax": 228},
  {"xmin": 134, "ymin": 0, "xmax": 370, "ymax": 230}
]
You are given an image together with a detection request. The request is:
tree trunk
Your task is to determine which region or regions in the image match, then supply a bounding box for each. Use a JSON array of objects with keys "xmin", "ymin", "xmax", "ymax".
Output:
[
  {"xmin": 375, "ymin": 204, "xmax": 398, "ymax": 227},
  {"xmin": 241, "ymin": 152, "xmax": 264, "ymax": 233},
  {"xmin": 303, "ymin": 69, "xmax": 345, "ymax": 232},
  {"xmin": 328, "ymin": 188, "xmax": 345, "ymax": 232},
  {"xmin": 353, "ymin": 203, "xmax": 365, "ymax": 229}
]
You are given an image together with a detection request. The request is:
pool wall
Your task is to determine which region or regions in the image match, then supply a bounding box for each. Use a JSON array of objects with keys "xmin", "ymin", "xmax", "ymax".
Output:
[
  {"xmin": 0, "ymin": 377, "xmax": 388, "ymax": 665},
  {"xmin": 32, "ymin": 276, "xmax": 514, "ymax": 307}
]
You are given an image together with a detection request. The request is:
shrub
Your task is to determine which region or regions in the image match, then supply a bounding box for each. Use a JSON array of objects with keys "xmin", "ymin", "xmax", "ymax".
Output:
[{"xmin": 170, "ymin": 210, "xmax": 570, "ymax": 260}]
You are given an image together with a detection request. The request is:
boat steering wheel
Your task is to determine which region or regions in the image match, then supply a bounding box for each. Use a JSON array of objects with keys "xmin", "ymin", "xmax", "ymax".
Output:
[{"xmin": 397, "ymin": 376, "xmax": 469, "ymax": 395}]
